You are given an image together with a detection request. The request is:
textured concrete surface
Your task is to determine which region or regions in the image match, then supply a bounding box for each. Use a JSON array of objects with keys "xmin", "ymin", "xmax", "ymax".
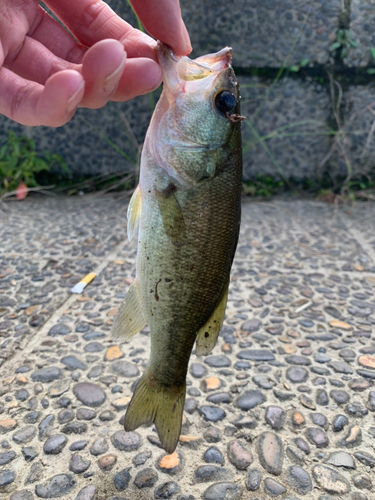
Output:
[
  {"xmin": 1, "ymin": 195, "xmax": 375, "ymax": 499},
  {"xmin": 345, "ymin": 0, "xmax": 375, "ymax": 67},
  {"xmin": 241, "ymin": 76, "xmax": 331, "ymax": 180}
]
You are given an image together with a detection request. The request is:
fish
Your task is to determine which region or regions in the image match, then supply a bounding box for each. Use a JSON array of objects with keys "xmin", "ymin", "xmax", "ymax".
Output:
[{"xmin": 112, "ymin": 42, "xmax": 243, "ymax": 454}]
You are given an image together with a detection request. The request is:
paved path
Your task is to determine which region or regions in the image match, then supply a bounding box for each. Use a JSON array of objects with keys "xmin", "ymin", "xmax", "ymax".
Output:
[{"xmin": 1, "ymin": 196, "xmax": 375, "ymax": 500}]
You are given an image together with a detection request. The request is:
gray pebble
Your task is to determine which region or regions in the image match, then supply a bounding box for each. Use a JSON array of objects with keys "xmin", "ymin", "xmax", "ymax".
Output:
[
  {"xmin": 113, "ymin": 468, "xmax": 131, "ymax": 491},
  {"xmin": 330, "ymin": 390, "xmax": 350, "ymax": 405},
  {"xmin": 110, "ymin": 360, "xmax": 139, "ymax": 378},
  {"xmin": 257, "ymin": 432, "xmax": 283, "ymax": 475},
  {"xmin": 111, "ymin": 430, "xmax": 142, "ymax": 451},
  {"xmin": 90, "ymin": 438, "xmax": 108, "ymax": 456},
  {"xmin": 22, "ymin": 446, "xmax": 38, "ymax": 461},
  {"xmin": 286, "ymin": 465, "xmax": 313, "ymax": 494},
  {"xmin": 305, "ymin": 427, "xmax": 329, "ymax": 448},
  {"xmin": 194, "ymin": 465, "xmax": 232, "ymax": 483},
  {"xmin": 204, "ymin": 355, "xmax": 231, "ymax": 368},
  {"xmin": 70, "ymin": 440, "xmax": 88, "ymax": 451},
  {"xmin": 204, "ymin": 446, "xmax": 224, "ymax": 465},
  {"xmin": 234, "ymin": 390, "xmax": 266, "ymax": 410},
  {"xmin": 203, "ymin": 482, "xmax": 242, "ymax": 500},
  {"xmin": 38, "ymin": 415, "xmax": 55, "ymax": 439},
  {"xmin": 48, "ymin": 324, "xmax": 71, "ymax": 336},
  {"xmin": 77, "ymin": 408, "xmax": 96, "ymax": 421},
  {"xmin": 353, "ymin": 473, "xmax": 372, "ymax": 490},
  {"xmin": 134, "ymin": 467, "xmax": 158, "ymax": 488},
  {"xmin": 287, "ymin": 367, "xmax": 309, "ymax": 384},
  {"xmin": 73, "ymin": 382, "xmax": 106, "ymax": 407},
  {"xmin": 58, "ymin": 409, "xmax": 74, "ymax": 424},
  {"xmin": 35, "ymin": 474, "xmax": 75, "ymax": 498},
  {"xmin": 133, "ymin": 450, "xmax": 152, "ymax": 466},
  {"xmin": 237, "ymin": 349, "xmax": 275, "ymax": 361},
  {"xmin": 190, "ymin": 363, "xmax": 208, "ymax": 378},
  {"xmin": 227, "ymin": 440, "xmax": 252, "ymax": 470},
  {"xmin": 199, "ymin": 406, "xmax": 226, "ymax": 422},
  {"xmin": 12, "ymin": 425, "xmax": 36, "ymax": 444},
  {"xmin": 154, "ymin": 481, "xmax": 180, "ymax": 499},
  {"xmin": 246, "ymin": 467, "xmax": 261, "ymax": 491},
  {"xmin": 265, "ymin": 405, "xmax": 285, "ymax": 430},
  {"xmin": 325, "ymin": 451, "xmax": 355, "ymax": 469},
  {"xmin": 69, "ymin": 453, "xmax": 91, "ymax": 474},
  {"xmin": 264, "ymin": 477, "xmax": 286, "ymax": 496},
  {"xmin": 31, "ymin": 367, "xmax": 61, "ymax": 383},
  {"xmin": 74, "ymin": 485, "xmax": 96, "ymax": 500},
  {"xmin": 43, "ymin": 434, "xmax": 67, "ymax": 454},
  {"xmin": 0, "ymin": 469, "xmax": 15, "ymax": 487},
  {"xmin": 0, "ymin": 450, "xmax": 16, "ymax": 465},
  {"xmin": 61, "ymin": 356, "xmax": 87, "ymax": 371},
  {"xmin": 312, "ymin": 465, "xmax": 350, "ymax": 494}
]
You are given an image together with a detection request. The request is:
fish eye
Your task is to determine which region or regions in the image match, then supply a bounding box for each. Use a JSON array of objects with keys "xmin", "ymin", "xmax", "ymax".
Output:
[{"xmin": 214, "ymin": 91, "xmax": 237, "ymax": 116}]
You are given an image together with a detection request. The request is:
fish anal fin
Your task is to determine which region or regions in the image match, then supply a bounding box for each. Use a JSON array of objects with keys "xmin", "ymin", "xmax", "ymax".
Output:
[
  {"xmin": 195, "ymin": 282, "xmax": 229, "ymax": 356},
  {"xmin": 155, "ymin": 184, "xmax": 186, "ymax": 244},
  {"xmin": 127, "ymin": 185, "xmax": 141, "ymax": 241},
  {"xmin": 111, "ymin": 280, "xmax": 147, "ymax": 342},
  {"xmin": 124, "ymin": 372, "xmax": 186, "ymax": 454}
]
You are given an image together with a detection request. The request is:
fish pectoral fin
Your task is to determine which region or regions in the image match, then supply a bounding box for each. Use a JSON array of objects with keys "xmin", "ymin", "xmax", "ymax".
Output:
[
  {"xmin": 125, "ymin": 373, "xmax": 186, "ymax": 455},
  {"xmin": 155, "ymin": 185, "xmax": 186, "ymax": 244},
  {"xmin": 111, "ymin": 280, "xmax": 147, "ymax": 341},
  {"xmin": 127, "ymin": 185, "xmax": 141, "ymax": 241},
  {"xmin": 195, "ymin": 282, "xmax": 229, "ymax": 356}
]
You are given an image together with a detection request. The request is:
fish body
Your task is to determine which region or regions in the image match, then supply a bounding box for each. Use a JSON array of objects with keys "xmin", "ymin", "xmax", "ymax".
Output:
[{"xmin": 112, "ymin": 43, "xmax": 243, "ymax": 453}]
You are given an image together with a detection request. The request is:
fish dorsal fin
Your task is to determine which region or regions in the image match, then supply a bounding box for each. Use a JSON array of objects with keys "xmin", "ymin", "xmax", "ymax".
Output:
[
  {"xmin": 111, "ymin": 280, "xmax": 147, "ymax": 342},
  {"xmin": 155, "ymin": 184, "xmax": 186, "ymax": 244},
  {"xmin": 195, "ymin": 282, "xmax": 229, "ymax": 356},
  {"xmin": 127, "ymin": 185, "xmax": 141, "ymax": 241}
]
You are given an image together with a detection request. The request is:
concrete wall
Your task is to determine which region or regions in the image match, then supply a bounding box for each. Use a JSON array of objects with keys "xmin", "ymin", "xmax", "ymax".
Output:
[{"xmin": 0, "ymin": 0, "xmax": 374, "ymax": 181}]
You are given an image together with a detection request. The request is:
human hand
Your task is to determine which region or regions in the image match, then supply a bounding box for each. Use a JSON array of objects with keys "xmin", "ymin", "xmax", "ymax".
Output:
[{"xmin": 0, "ymin": 0, "xmax": 191, "ymax": 127}]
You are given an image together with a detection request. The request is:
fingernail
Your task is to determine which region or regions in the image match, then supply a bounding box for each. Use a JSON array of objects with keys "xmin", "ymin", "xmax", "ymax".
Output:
[
  {"xmin": 181, "ymin": 23, "xmax": 192, "ymax": 55},
  {"xmin": 66, "ymin": 81, "xmax": 85, "ymax": 114},
  {"xmin": 104, "ymin": 53, "xmax": 127, "ymax": 94}
]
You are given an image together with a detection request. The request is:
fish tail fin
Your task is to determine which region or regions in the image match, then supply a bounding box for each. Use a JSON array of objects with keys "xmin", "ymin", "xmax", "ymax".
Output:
[{"xmin": 124, "ymin": 372, "xmax": 186, "ymax": 454}]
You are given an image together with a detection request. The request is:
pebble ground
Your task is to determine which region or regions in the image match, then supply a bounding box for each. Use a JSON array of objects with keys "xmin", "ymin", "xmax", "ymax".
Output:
[{"xmin": 1, "ymin": 195, "xmax": 375, "ymax": 500}]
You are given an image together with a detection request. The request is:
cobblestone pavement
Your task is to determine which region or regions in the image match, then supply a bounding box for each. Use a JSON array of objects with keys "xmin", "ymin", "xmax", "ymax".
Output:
[{"xmin": 1, "ymin": 196, "xmax": 375, "ymax": 500}]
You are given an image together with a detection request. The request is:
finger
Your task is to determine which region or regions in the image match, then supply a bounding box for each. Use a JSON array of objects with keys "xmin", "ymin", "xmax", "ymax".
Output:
[
  {"xmin": 5, "ymin": 36, "xmax": 78, "ymax": 85},
  {"xmin": 80, "ymin": 39, "xmax": 127, "ymax": 109},
  {"xmin": 111, "ymin": 57, "xmax": 162, "ymax": 102},
  {"xmin": 130, "ymin": 0, "xmax": 192, "ymax": 55},
  {"xmin": 0, "ymin": 68, "xmax": 84, "ymax": 127},
  {"xmin": 44, "ymin": 0, "xmax": 157, "ymax": 59},
  {"xmin": 29, "ymin": 6, "xmax": 86, "ymax": 64}
]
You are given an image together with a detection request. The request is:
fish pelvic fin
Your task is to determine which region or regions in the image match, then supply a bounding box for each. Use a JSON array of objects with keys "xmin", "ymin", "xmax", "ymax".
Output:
[
  {"xmin": 155, "ymin": 184, "xmax": 186, "ymax": 244},
  {"xmin": 124, "ymin": 373, "xmax": 186, "ymax": 455},
  {"xmin": 127, "ymin": 185, "xmax": 141, "ymax": 241},
  {"xmin": 195, "ymin": 281, "xmax": 229, "ymax": 356},
  {"xmin": 111, "ymin": 280, "xmax": 147, "ymax": 342}
]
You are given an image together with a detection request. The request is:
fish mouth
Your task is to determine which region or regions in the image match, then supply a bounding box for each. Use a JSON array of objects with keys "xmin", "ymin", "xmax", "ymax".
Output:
[
  {"xmin": 156, "ymin": 42, "xmax": 234, "ymax": 93},
  {"xmin": 157, "ymin": 42, "xmax": 232, "ymax": 77}
]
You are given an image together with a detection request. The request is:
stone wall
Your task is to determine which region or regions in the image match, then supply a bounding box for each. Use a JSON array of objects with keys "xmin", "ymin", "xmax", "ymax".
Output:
[{"xmin": 0, "ymin": 0, "xmax": 374, "ymax": 181}]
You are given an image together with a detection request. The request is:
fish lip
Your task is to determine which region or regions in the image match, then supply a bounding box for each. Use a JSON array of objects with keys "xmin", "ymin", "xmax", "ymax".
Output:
[
  {"xmin": 157, "ymin": 41, "xmax": 179, "ymax": 64},
  {"xmin": 157, "ymin": 42, "xmax": 233, "ymax": 78}
]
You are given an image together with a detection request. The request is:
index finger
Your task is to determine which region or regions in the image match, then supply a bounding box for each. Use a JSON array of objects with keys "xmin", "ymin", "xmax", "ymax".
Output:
[
  {"xmin": 130, "ymin": 0, "xmax": 191, "ymax": 56},
  {"xmin": 44, "ymin": 0, "xmax": 157, "ymax": 59}
]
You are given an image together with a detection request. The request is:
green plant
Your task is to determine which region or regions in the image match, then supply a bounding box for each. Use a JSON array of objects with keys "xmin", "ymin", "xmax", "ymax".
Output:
[
  {"xmin": 288, "ymin": 58, "xmax": 309, "ymax": 73},
  {"xmin": 243, "ymin": 176, "xmax": 285, "ymax": 197},
  {"xmin": 0, "ymin": 131, "xmax": 68, "ymax": 192},
  {"xmin": 330, "ymin": 29, "xmax": 357, "ymax": 59},
  {"xmin": 367, "ymin": 48, "xmax": 375, "ymax": 74}
]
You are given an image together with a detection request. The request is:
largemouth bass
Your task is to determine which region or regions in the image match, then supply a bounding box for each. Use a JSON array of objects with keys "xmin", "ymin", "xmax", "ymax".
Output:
[{"xmin": 112, "ymin": 42, "xmax": 243, "ymax": 454}]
